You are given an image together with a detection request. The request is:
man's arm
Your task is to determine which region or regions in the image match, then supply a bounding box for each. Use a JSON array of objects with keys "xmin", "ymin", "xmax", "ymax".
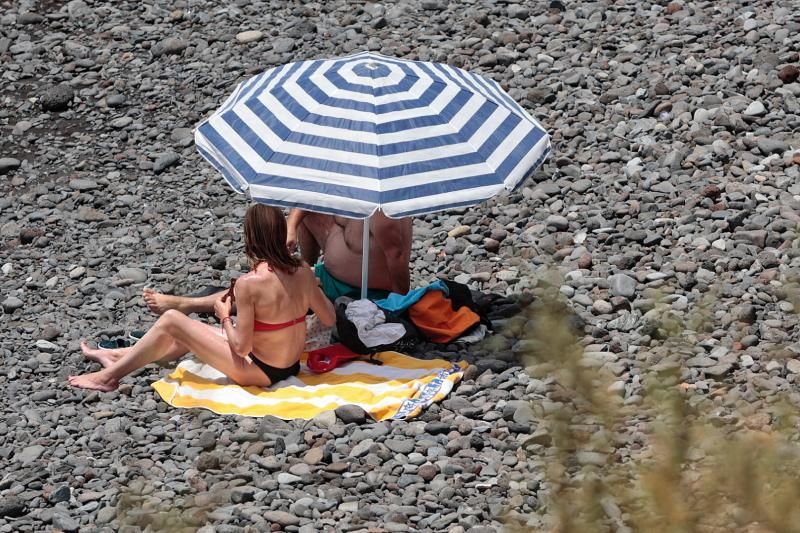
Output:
[
  {"xmin": 286, "ymin": 209, "xmax": 307, "ymax": 252},
  {"xmin": 371, "ymin": 214, "xmax": 412, "ymax": 295}
]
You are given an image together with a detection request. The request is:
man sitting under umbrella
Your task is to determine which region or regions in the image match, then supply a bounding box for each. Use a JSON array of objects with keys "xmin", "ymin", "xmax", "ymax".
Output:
[{"xmin": 142, "ymin": 209, "xmax": 412, "ymax": 315}]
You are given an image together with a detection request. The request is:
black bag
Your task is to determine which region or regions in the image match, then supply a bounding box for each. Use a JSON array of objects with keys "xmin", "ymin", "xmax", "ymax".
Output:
[{"xmin": 334, "ymin": 301, "xmax": 420, "ymax": 355}]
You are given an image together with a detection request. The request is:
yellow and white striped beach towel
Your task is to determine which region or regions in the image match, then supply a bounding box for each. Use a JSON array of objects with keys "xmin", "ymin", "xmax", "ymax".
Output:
[{"xmin": 151, "ymin": 352, "xmax": 467, "ymax": 421}]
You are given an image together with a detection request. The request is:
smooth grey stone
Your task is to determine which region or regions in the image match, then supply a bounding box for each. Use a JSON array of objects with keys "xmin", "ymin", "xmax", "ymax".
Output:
[
  {"xmin": 52, "ymin": 514, "xmax": 80, "ymax": 532},
  {"xmin": 35, "ymin": 340, "xmax": 59, "ymax": 352},
  {"xmin": 0, "ymin": 158, "xmax": 21, "ymax": 174},
  {"xmin": 0, "ymin": 496, "xmax": 26, "ymax": 518},
  {"xmin": 276, "ymin": 473, "xmax": 301, "ymax": 484},
  {"xmin": 757, "ymin": 138, "xmax": 788, "ymax": 155},
  {"xmin": 336, "ymin": 405, "xmax": 367, "ymax": 424},
  {"xmin": 151, "ymin": 37, "xmax": 188, "ymax": 57},
  {"xmin": 545, "ymin": 215, "xmax": 569, "ymax": 231},
  {"xmin": 608, "ymin": 274, "xmax": 637, "ymax": 298},
  {"xmin": 743, "ymin": 101, "xmax": 766, "ymax": 116},
  {"xmin": 236, "ymin": 30, "xmax": 264, "ymax": 43},
  {"xmin": 272, "ymin": 38, "xmax": 295, "ymax": 54},
  {"xmin": 69, "ymin": 178, "xmax": 98, "ymax": 191},
  {"xmin": 18, "ymin": 12, "xmax": 46, "ymax": 24},
  {"xmin": 171, "ymin": 128, "xmax": 192, "ymax": 142},
  {"xmin": 704, "ymin": 363, "xmax": 734, "ymax": 377},
  {"xmin": 424, "ymin": 421, "xmax": 451, "ymax": 435},
  {"xmin": 106, "ymin": 93, "xmax": 126, "ymax": 107},
  {"xmin": 570, "ymin": 178, "xmax": 593, "ymax": 193},
  {"xmin": 262, "ymin": 510, "xmax": 301, "ymax": 526},
  {"xmin": 31, "ymin": 390, "xmax": 57, "ymax": 401},
  {"xmin": 153, "ymin": 152, "xmax": 180, "ymax": 174},
  {"xmin": 110, "ymin": 116, "xmax": 133, "ymax": 128},
  {"xmin": 2, "ymin": 296, "xmax": 24, "ymax": 313},
  {"xmin": 421, "ymin": 0, "xmax": 445, "ymax": 10},
  {"xmin": 384, "ymin": 438, "xmax": 414, "ymax": 455},
  {"xmin": 117, "ymin": 267, "xmax": 147, "ymax": 282},
  {"xmin": 349, "ymin": 439, "xmax": 374, "ymax": 458}
]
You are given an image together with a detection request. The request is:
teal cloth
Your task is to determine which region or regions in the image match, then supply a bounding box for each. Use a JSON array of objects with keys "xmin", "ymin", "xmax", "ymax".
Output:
[
  {"xmin": 314, "ymin": 263, "xmax": 390, "ymax": 302},
  {"xmin": 374, "ymin": 280, "xmax": 449, "ymax": 314}
]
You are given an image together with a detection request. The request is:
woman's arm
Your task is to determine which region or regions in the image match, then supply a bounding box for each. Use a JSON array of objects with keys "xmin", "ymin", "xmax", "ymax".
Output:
[
  {"xmin": 215, "ymin": 278, "xmax": 255, "ymax": 357},
  {"xmin": 308, "ymin": 268, "xmax": 336, "ymax": 327}
]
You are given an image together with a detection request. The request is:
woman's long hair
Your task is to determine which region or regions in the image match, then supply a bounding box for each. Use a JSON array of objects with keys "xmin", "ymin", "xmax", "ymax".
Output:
[{"xmin": 243, "ymin": 204, "xmax": 301, "ymax": 274}]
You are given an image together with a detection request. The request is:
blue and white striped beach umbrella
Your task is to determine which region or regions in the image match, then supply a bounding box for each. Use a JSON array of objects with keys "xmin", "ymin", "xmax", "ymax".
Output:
[{"xmin": 195, "ymin": 51, "xmax": 551, "ymax": 220}]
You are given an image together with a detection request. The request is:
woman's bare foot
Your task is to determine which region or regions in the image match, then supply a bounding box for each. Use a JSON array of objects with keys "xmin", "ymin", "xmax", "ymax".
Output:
[
  {"xmin": 80, "ymin": 341, "xmax": 123, "ymax": 369},
  {"xmin": 68, "ymin": 371, "xmax": 119, "ymax": 392},
  {"xmin": 143, "ymin": 287, "xmax": 186, "ymax": 315}
]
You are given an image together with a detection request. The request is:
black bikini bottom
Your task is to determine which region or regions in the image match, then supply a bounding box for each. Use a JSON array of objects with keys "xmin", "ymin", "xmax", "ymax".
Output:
[{"xmin": 249, "ymin": 355, "xmax": 300, "ymax": 384}]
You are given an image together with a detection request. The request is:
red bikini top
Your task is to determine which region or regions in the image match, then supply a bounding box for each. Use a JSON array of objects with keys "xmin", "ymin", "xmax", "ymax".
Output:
[{"xmin": 253, "ymin": 316, "xmax": 306, "ymax": 332}]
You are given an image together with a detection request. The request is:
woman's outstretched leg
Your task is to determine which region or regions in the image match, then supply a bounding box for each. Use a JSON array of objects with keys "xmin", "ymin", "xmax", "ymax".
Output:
[
  {"xmin": 80, "ymin": 340, "xmax": 187, "ymax": 369},
  {"xmin": 70, "ymin": 310, "xmax": 269, "ymax": 391},
  {"xmin": 80, "ymin": 341, "xmax": 127, "ymax": 368},
  {"xmin": 70, "ymin": 310, "xmax": 193, "ymax": 391}
]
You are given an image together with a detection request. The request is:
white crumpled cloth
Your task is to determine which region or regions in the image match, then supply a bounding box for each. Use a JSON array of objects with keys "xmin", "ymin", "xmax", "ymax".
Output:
[{"xmin": 345, "ymin": 299, "xmax": 407, "ymax": 348}]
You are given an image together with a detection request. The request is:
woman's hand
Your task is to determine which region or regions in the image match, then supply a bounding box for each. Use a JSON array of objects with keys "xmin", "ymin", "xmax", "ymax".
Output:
[{"xmin": 214, "ymin": 294, "xmax": 233, "ymax": 322}]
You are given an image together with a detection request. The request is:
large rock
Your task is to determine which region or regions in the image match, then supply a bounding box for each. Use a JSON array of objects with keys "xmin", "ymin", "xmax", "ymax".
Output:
[
  {"xmin": 151, "ymin": 37, "xmax": 188, "ymax": 57},
  {"xmin": 153, "ymin": 152, "xmax": 180, "ymax": 174},
  {"xmin": 2, "ymin": 296, "xmax": 24, "ymax": 313},
  {"xmin": 0, "ymin": 158, "xmax": 21, "ymax": 174},
  {"xmin": 236, "ymin": 30, "xmax": 263, "ymax": 43},
  {"xmin": 335, "ymin": 405, "xmax": 368, "ymax": 424},
  {"xmin": 757, "ymin": 138, "xmax": 788, "ymax": 155},
  {"xmin": 18, "ymin": 12, "xmax": 45, "ymax": 24},
  {"xmin": 272, "ymin": 38, "xmax": 295, "ymax": 54},
  {"xmin": 608, "ymin": 274, "xmax": 637, "ymax": 298},
  {"xmin": 263, "ymin": 511, "xmax": 301, "ymax": 526},
  {"xmin": 40, "ymin": 84, "xmax": 75, "ymax": 111},
  {"xmin": 0, "ymin": 496, "xmax": 26, "ymax": 518},
  {"xmin": 743, "ymin": 101, "xmax": 766, "ymax": 116},
  {"xmin": 778, "ymin": 65, "xmax": 799, "ymax": 84}
]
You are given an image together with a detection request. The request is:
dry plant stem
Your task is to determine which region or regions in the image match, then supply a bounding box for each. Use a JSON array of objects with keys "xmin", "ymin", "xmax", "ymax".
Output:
[{"xmin": 512, "ymin": 271, "xmax": 800, "ymax": 533}]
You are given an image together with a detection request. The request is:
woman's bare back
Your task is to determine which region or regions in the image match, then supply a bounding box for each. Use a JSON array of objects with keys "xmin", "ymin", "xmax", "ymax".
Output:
[{"xmin": 239, "ymin": 265, "xmax": 316, "ymax": 367}]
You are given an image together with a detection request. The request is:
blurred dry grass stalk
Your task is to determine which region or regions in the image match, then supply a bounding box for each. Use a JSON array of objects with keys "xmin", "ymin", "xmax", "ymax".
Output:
[
  {"xmin": 114, "ymin": 476, "xmax": 220, "ymax": 533},
  {"xmin": 507, "ymin": 276, "xmax": 800, "ymax": 533}
]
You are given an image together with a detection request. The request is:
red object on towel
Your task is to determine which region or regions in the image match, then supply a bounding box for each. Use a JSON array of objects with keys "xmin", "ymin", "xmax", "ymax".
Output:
[
  {"xmin": 306, "ymin": 343, "xmax": 363, "ymax": 373},
  {"xmin": 408, "ymin": 290, "xmax": 480, "ymax": 343}
]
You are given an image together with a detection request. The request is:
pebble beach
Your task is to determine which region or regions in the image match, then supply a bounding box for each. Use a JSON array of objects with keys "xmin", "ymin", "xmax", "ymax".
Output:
[{"xmin": 1, "ymin": 0, "xmax": 799, "ymax": 531}]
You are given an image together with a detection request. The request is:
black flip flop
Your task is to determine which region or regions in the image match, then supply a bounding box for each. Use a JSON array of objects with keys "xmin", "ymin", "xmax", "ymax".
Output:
[{"xmin": 98, "ymin": 338, "xmax": 131, "ymax": 350}]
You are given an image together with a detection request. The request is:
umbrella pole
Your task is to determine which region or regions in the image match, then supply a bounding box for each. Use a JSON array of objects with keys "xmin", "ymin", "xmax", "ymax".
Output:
[{"xmin": 360, "ymin": 215, "xmax": 370, "ymax": 300}]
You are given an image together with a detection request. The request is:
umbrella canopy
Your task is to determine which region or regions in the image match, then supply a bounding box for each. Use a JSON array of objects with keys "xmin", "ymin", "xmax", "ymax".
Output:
[{"xmin": 195, "ymin": 51, "xmax": 550, "ymax": 219}]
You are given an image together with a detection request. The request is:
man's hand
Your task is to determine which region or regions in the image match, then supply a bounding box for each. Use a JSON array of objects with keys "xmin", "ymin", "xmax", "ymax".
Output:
[
  {"xmin": 286, "ymin": 209, "xmax": 307, "ymax": 253},
  {"xmin": 286, "ymin": 227, "xmax": 298, "ymax": 253}
]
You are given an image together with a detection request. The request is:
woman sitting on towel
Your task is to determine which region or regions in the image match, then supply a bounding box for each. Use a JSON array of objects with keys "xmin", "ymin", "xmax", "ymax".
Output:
[{"xmin": 70, "ymin": 204, "xmax": 336, "ymax": 392}]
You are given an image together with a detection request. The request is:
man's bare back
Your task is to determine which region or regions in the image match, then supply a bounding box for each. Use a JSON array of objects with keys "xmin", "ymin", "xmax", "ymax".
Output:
[{"xmin": 290, "ymin": 210, "xmax": 412, "ymax": 295}]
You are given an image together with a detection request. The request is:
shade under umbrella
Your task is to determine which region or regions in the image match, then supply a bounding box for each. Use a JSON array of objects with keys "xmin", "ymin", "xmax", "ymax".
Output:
[{"xmin": 195, "ymin": 51, "xmax": 551, "ymax": 297}]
